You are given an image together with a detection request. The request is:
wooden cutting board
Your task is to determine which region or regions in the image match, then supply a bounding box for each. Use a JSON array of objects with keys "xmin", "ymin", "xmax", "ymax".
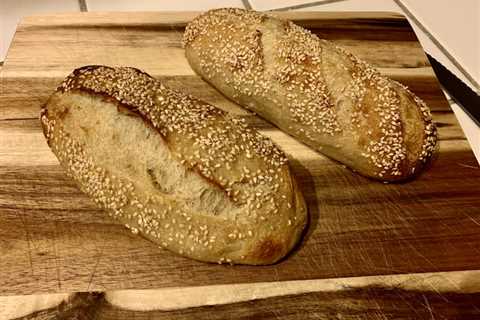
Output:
[{"xmin": 1, "ymin": 11, "xmax": 480, "ymax": 296}]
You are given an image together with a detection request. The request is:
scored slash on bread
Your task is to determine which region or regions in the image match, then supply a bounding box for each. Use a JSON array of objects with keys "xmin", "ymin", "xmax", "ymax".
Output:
[
  {"xmin": 40, "ymin": 65, "xmax": 307, "ymax": 265},
  {"xmin": 184, "ymin": 8, "xmax": 438, "ymax": 182}
]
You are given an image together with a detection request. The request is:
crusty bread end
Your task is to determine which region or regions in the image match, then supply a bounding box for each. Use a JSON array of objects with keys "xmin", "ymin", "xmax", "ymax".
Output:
[
  {"xmin": 40, "ymin": 66, "xmax": 307, "ymax": 265},
  {"xmin": 184, "ymin": 8, "xmax": 437, "ymax": 182}
]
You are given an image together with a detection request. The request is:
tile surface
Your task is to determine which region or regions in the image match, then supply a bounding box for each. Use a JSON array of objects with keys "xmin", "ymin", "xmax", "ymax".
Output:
[
  {"xmin": 400, "ymin": 0, "xmax": 479, "ymax": 84},
  {"xmin": 85, "ymin": 0, "xmax": 244, "ymax": 12},
  {"xmin": 296, "ymin": 0, "xmax": 401, "ymax": 12},
  {"xmin": 249, "ymin": 0, "xmax": 338, "ymax": 11},
  {"xmin": 0, "ymin": 0, "xmax": 80, "ymax": 61}
]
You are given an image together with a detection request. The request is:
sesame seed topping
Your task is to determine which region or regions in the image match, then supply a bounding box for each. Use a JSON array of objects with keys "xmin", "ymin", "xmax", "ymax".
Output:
[
  {"xmin": 41, "ymin": 64, "xmax": 303, "ymax": 264},
  {"xmin": 184, "ymin": 8, "xmax": 437, "ymax": 180}
]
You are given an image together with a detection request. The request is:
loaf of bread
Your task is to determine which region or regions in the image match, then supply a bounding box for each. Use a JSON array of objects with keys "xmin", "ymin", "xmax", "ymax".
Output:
[
  {"xmin": 184, "ymin": 8, "xmax": 438, "ymax": 182},
  {"xmin": 40, "ymin": 65, "xmax": 307, "ymax": 265}
]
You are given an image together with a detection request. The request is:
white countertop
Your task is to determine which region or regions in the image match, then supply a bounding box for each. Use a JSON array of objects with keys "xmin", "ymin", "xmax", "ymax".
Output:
[{"xmin": 1, "ymin": 0, "xmax": 479, "ymax": 160}]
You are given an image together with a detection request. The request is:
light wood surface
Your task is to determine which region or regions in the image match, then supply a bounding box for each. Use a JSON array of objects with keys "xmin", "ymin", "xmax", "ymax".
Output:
[
  {"xmin": 2, "ymin": 270, "xmax": 480, "ymax": 319},
  {"xmin": 1, "ymin": 10, "xmax": 480, "ymax": 319}
]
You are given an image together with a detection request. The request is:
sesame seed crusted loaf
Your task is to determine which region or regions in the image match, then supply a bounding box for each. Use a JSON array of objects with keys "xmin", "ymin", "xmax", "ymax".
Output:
[
  {"xmin": 184, "ymin": 8, "xmax": 438, "ymax": 182},
  {"xmin": 40, "ymin": 65, "xmax": 307, "ymax": 265}
]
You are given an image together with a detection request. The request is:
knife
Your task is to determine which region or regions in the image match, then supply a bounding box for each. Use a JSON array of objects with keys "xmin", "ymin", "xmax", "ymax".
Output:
[{"xmin": 426, "ymin": 53, "xmax": 480, "ymax": 127}]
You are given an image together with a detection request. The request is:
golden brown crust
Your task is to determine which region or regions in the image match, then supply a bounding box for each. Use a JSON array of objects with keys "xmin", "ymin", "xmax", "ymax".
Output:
[
  {"xmin": 252, "ymin": 238, "xmax": 285, "ymax": 262},
  {"xmin": 184, "ymin": 8, "xmax": 437, "ymax": 182},
  {"xmin": 40, "ymin": 65, "xmax": 307, "ymax": 265}
]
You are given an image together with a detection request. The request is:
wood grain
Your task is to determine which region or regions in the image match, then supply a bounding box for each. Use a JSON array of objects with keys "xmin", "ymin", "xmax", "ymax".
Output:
[
  {"xmin": 6, "ymin": 284, "xmax": 480, "ymax": 320},
  {"xmin": 1, "ymin": 11, "xmax": 479, "ymax": 296},
  {"xmin": 3, "ymin": 270, "xmax": 480, "ymax": 319},
  {"xmin": 97, "ymin": 290, "xmax": 480, "ymax": 320}
]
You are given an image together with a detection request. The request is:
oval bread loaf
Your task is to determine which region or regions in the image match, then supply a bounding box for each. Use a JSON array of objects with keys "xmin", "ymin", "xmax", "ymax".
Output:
[
  {"xmin": 40, "ymin": 66, "xmax": 307, "ymax": 265},
  {"xmin": 184, "ymin": 8, "xmax": 438, "ymax": 182}
]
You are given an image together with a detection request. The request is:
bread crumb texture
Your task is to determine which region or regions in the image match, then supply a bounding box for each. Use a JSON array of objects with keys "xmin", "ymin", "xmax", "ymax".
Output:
[
  {"xmin": 40, "ymin": 65, "xmax": 307, "ymax": 265},
  {"xmin": 184, "ymin": 8, "xmax": 437, "ymax": 181}
]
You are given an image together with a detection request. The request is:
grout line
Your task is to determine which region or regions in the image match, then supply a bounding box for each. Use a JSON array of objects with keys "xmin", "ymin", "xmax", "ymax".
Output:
[
  {"xmin": 241, "ymin": 0, "xmax": 253, "ymax": 10},
  {"xmin": 394, "ymin": 0, "xmax": 480, "ymax": 92},
  {"xmin": 270, "ymin": 0, "xmax": 347, "ymax": 12},
  {"xmin": 78, "ymin": 0, "xmax": 88, "ymax": 12}
]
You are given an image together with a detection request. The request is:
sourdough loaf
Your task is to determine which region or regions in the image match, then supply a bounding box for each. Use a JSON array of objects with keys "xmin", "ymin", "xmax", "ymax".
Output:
[
  {"xmin": 40, "ymin": 65, "xmax": 307, "ymax": 265},
  {"xmin": 184, "ymin": 8, "xmax": 438, "ymax": 182}
]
